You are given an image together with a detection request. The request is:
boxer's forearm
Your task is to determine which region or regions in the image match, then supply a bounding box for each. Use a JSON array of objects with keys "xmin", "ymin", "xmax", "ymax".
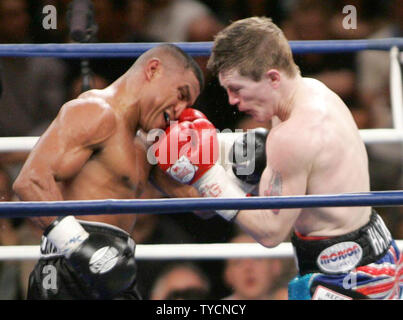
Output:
[
  {"xmin": 234, "ymin": 209, "xmax": 294, "ymax": 248},
  {"xmin": 13, "ymin": 173, "xmax": 63, "ymax": 229}
]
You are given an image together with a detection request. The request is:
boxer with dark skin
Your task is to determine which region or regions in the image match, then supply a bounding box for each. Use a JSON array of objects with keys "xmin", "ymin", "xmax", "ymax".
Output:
[
  {"xmin": 13, "ymin": 44, "xmax": 202, "ymax": 232},
  {"xmin": 12, "ymin": 44, "xmax": 203, "ymax": 299}
]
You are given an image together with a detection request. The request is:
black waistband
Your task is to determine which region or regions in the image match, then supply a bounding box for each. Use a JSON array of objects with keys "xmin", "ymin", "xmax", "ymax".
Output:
[
  {"xmin": 291, "ymin": 210, "xmax": 392, "ymax": 275},
  {"xmin": 41, "ymin": 220, "xmax": 133, "ymax": 256}
]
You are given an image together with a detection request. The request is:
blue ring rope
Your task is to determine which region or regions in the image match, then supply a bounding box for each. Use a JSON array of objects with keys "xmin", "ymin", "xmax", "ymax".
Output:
[
  {"xmin": 0, "ymin": 38, "xmax": 402, "ymax": 58},
  {"xmin": 1, "ymin": 191, "xmax": 402, "ymax": 218}
]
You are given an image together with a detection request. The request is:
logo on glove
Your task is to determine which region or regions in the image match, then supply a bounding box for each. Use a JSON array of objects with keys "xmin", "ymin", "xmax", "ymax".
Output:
[
  {"xmin": 198, "ymin": 183, "xmax": 222, "ymax": 197},
  {"xmin": 89, "ymin": 246, "xmax": 119, "ymax": 274},
  {"xmin": 166, "ymin": 155, "xmax": 198, "ymax": 184}
]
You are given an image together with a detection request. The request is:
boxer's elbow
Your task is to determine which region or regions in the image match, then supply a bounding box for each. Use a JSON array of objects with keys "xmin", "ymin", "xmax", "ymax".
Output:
[
  {"xmin": 254, "ymin": 225, "xmax": 288, "ymax": 248},
  {"xmin": 257, "ymin": 234, "xmax": 283, "ymax": 248},
  {"xmin": 237, "ymin": 212, "xmax": 286, "ymax": 248},
  {"xmin": 13, "ymin": 174, "xmax": 35, "ymax": 200},
  {"xmin": 13, "ymin": 169, "xmax": 49, "ymax": 200}
]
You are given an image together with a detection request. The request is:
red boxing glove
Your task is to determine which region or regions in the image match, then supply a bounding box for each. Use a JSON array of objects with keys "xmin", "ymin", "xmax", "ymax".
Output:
[
  {"xmin": 178, "ymin": 108, "xmax": 208, "ymax": 122},
  {"xmin": 154, "ymin": 108, "xmax": 247, "ymax": 221},
  {"xmin": 155, "ymin": 108, "xmax": 218, "ymax": 185}
]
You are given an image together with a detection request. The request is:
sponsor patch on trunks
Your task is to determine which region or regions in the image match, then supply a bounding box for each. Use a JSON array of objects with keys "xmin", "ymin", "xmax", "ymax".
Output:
[
  {"xmin": 312, "ymin": 285, "xmax": 352, "ymax": 300},
  {"xmin": 317, "ymin": 241, "xmax": 363, "ymax": 274}
]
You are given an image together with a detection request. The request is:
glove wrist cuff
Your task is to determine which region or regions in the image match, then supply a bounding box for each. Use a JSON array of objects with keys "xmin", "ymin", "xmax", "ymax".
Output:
[
  {"xmin": 45, "ymin": 216, "xmax": 89, "ymax": 258},
  {"xmin": 193, "ymin": 163, "xmax": 244, "ymax": 222},
  {"xmin": 216, "ymin": 209, "xmax": 239, "ymax": 221}
]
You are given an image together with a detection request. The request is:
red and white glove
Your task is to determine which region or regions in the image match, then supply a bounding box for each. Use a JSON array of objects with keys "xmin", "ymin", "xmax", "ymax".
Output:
[{"xmin": 153, "ymin": 108, "xmax": 246, "ymax": 221}]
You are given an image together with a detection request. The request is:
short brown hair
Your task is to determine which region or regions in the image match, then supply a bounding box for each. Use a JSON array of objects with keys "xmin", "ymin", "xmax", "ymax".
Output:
[{"xmin": 207, "ymin": 17, "xmax": 299, "ymax": 81}]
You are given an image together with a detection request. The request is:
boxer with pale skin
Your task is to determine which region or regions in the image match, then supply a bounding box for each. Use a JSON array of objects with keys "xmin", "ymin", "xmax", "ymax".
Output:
[
  {"xmin": 218, "ymin": 67, "xmax": 371, "ymax": 245},
  {"xmin": 12, "ymin": 44, "xmax": 203, "ymax": 300},
  {"xmin": 162, "ymin": 17, "xmax": 400, "ymax": 299},
  {"xmin": 209, "ymin": 20, "xmax": 371, "ymax": 244}
]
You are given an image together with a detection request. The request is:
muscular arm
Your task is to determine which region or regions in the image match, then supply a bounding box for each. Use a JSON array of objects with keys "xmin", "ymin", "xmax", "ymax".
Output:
[
  {"xmin": 13, "ymin": 99, "xmax": 116, "ymax": 229},
  {"xmin": 234, "ymin": 127, "xmax": 313, "ymax": 248}
]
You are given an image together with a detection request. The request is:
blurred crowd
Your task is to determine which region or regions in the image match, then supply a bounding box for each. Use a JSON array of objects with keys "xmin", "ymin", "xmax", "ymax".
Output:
[{"xmin": 0, "ymin": 0, "xmax": 402, "ymax": 300}]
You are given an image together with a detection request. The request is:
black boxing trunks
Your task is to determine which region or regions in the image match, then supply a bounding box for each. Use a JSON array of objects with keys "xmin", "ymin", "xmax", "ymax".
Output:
[
  {"xmin": 288, "ymin": 210, "xmax": 403, "ymax": 299},
  {"xmin": 27, "ymin": 220, "xmax": 141, "ymax": 300}
]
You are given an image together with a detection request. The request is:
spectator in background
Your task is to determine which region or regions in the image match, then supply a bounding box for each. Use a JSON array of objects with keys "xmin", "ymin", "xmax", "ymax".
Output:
[
  {"xmin": 150, "ymin": 262, "xmax": 211, "ymax": 300},
  {"xmin": 141, "ymin": 0, "xmax": 223, "ymax": 43},
  {"xmin": 0, "ymin": 0, "xmax": 67, "ymax": 181},
  {"xmin": 356, "ymin": 0, "xmax": 402, "ymax": 130},
  {"xmin": 283, "ymin": 1, "xmax": 356, "ymax": 100},
  {"xmin": 0, "ymin": 0, "xmax": 67, "ymax": 138},
  {"xmin": 222, "ymin": 232, "xmax": 283, "ymax": 300}
]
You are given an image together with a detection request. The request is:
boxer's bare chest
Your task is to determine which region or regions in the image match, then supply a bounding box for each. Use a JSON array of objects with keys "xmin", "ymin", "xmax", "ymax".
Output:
[{"xmin": 62, "ymin": 124, "xmax": 151, "ymax": 200}]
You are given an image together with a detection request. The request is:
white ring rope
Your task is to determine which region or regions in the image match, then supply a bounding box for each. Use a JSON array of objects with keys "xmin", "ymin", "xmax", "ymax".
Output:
[
  {"xmin": 1, "ymin": 129, "xmax": 403, "ymax": 154},
  {"xmin": 1, "ymin": 241, "xmax": 403, "ymax": 261}
]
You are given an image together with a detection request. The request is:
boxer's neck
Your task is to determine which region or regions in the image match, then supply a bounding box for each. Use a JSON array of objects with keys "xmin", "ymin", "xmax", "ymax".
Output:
[
  {"xmin": 275, "ymin": 74, "xmax": 302, "ymax": 121},
  {"xmin": 109, "ymin": 72, "xmax": 143, "ymax": 133}
]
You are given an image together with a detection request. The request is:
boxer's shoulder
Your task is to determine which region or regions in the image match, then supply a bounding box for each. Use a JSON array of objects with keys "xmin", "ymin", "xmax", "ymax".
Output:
[
  {"xmin": 58, "ymin": 96, "xmax": 117, "ymax": 145},
  {"xmin": 267, "ymin": 119, "xmax": 320, "ymax": 170},
  {"xmin": 64, "ymin": 91, "xmax": 114, "ymax": 113}
]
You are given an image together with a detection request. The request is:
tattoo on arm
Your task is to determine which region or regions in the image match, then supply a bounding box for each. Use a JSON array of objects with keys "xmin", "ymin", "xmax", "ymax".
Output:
[{"xmin": 263, "ymin": 170, "xmax": 282, "ymax": 214}]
